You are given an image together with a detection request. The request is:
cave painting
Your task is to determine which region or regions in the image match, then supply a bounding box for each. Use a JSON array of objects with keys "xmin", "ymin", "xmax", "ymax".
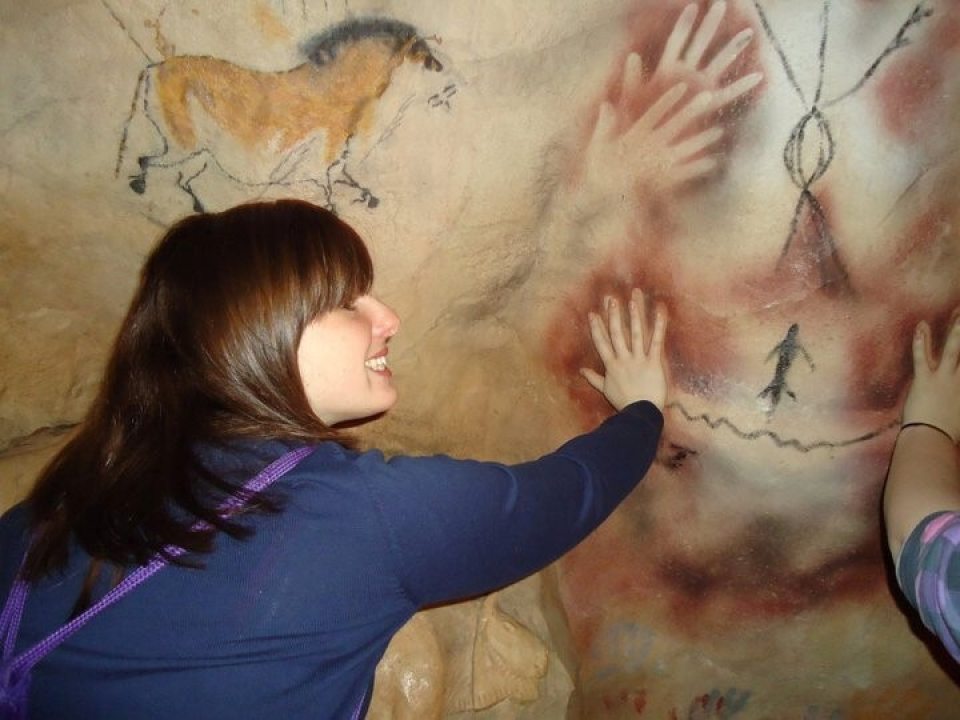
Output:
[
  {"xmin": 538, "ymin": 0, "xmax": 960, "ymax": 716},
  {"xmin": 115, "ymin": 17, "xmax": 445, "ymax": 213},
  {"xmin": 756, "ymin": 1, "xmax": 933, "ymax": 296},
  {"xmin": 757, "ymin": 323, "xmax": 814, "ymax": 416}
]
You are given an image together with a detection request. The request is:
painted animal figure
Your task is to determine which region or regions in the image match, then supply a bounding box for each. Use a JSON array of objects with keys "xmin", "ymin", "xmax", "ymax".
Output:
[
  {"xmin": 116, "ymin": 17, "xmax": 443, "ymax": 212},
  {"xmin": 758, "ymin": 323, "xmax": 815, "ymax": 415}
]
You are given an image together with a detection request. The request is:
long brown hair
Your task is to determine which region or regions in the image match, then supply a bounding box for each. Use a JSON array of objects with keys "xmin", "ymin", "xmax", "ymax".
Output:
[{"xmin": 22, "ymin": 199, "xmax": 373, "ymax": 582}]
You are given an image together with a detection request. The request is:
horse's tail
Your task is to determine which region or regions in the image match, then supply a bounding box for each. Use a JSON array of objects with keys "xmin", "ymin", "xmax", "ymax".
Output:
[{"xmin": 114, "ymin": 66, "xmax": 153, "ymax": 178}]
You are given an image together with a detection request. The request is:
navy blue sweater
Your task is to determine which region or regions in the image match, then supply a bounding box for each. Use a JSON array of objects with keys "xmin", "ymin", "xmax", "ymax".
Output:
[{"xmin": 0, "ymin": 401, "xmax": 662, "ymax": 719}]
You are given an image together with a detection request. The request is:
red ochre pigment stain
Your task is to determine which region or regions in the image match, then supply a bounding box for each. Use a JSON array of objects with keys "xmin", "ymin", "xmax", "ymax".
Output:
[
  {"xmin": 622, "ymin": 0, "xmax": 761, "ymax": 92},
  {"xmin": 569, "ymin": 0, "xmax": 764, "ymax": 191},
  {"xmin": 549, "ymin": 0, "xmax": 960, "ymax": 642},
  {"xmin": 890, "ymin": 205, "xmax": 952, "ymax": 267},
  {"xmin": 544, "ymin": 242, "xmax": 737, "ymax": 429},
  {"xmin": 655, "ymin": 534, "xmax": 885, "ymax": 624},
  {"xmin": 600, "ymin": 689, "xmax": 648, "ymax": 715},
  {"xmin": 773, "ymin": 187, "xmax": 853, "ymax": 298},
  {"xmin": 843, "ymin": 297, "xmax": 960, "ymax": 412},
  {"xmin": 873, "ymin": 8, "xmax": 960, "ymax": 142}
]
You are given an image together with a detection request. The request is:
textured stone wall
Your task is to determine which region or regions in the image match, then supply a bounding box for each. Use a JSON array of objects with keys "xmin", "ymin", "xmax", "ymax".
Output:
[{"xmin": 2, "ymin": 1, "xmax": 960, "ymax": 717}]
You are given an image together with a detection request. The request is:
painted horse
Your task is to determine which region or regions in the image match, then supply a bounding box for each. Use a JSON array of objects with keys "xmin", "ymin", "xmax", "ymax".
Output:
[{"xmin": 115, "ymin": 17, "xmax": 444, "ymax": 212}]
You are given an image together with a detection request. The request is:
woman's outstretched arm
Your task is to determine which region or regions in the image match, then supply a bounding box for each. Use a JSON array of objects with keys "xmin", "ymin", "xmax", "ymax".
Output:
[
  {"xmin": 366, "ymin": 290, "xmax": 669, "ymax": 606},
  {"xmin": 883, "ymin": 315, "xmax": 960, "ymax": 561},
  {"xmin": 883, "ymin": 313, "xmax": 960, "ymax": 662}
]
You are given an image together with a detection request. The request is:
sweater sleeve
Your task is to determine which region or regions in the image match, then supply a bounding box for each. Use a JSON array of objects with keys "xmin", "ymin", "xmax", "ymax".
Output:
[
  {"xmin": 357, "ymin": 401, "xmax": 663, "ymax": 607},
  {"xmin": 896, "ymin": 510, "xmax": 960, "ymax": 663}
]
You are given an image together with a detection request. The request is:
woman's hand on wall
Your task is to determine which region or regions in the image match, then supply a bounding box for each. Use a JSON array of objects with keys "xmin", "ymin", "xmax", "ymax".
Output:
[
  {"xmin": 902, "ymin": 314, "xmax": 960, "ymax": 442},
  {"xmin": 581, "ymin": 289, "xmax": 668, "ymax": 411}
]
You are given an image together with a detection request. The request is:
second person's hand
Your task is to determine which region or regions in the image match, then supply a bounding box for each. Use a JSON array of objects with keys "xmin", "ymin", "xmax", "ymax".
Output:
[
  {"xmin": 581, "ymin": 289, "xmax": 668, "ymax": 410},
  {"xmin": 902, "ymin": 314, "xmax": 960, "ymax": 443}
]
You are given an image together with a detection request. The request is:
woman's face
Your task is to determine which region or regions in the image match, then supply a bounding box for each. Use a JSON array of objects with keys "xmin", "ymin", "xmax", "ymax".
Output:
[{"xmin": 297, "ymin": 295, "xmax": 400, "ymax": 425}]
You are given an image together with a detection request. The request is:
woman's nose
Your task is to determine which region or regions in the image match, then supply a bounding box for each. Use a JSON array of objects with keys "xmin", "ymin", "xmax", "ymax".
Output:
[{"xmin": 371, "ymin": 297, "xmax": 400, "ymax": 338}]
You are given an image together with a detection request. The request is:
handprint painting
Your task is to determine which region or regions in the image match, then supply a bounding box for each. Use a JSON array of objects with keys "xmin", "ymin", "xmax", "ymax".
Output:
[{"xmin": 536, "ymin": 0, "xmax": 960, "ymax": 717}]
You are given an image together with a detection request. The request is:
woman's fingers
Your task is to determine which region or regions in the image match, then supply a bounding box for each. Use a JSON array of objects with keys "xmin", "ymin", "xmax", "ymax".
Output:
[
  {"xmin": 583, "ymin": 289, "xmax": 669, "ymax": 411},
  {"xmin": 650, "ymin": 304, "xmax": 668, "ymax": 358},
  {"xmin": 591, "ymin": 290, "xmax": 666, "ymax": 360},
  {"xmin": 942, "ymin": 315, "xmax": 960, "ymax": 373},
  {"xmin": 913, "ymin": 321, "xmax": 932, "ymax": 373},
  {"xmin": 629, "ymin": 289, "xmax": 646, "ymax": 355},
  {"xmin": 589, "ymin": 312, "xmax": 615, "ymax": 364},
  {"xmin": 607, "ymin": 298, "xmax": 629, "ymax": 356},
  {"xmin": 580, "ymin": 367, "xmax": 604, "ymax": 392}
]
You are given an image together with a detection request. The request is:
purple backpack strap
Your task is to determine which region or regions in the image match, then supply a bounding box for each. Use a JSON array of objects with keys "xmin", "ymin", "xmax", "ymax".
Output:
[{"xmin": 0, "ymin": 445, "xmax": 314, "ymax": 720}]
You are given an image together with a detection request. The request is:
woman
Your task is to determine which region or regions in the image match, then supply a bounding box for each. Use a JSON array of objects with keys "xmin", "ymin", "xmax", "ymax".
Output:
[
  {"xmin": 0, "ymin": 199, "xmax": 667, "ymax": 719},
  {"xmin": 884, "ymin": 313, "xmax": 960, "ymax": 662}
]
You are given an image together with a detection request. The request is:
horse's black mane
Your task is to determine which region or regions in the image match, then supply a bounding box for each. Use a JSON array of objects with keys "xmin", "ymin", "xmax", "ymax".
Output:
[{"xmin": 302, "ymin": 17, "xmax": 424, "ymax": 66}]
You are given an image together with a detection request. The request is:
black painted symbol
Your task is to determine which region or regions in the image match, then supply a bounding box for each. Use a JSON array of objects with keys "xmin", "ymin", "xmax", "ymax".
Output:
[
  {"xmin": 667, "ymin": 402, "xmax": 897, "ymax": 452},
  {"xmin": 427, "ymin": 83, "xmax": 457, "ymax": 110},
  {"xmin": 752, "ymin": 1, "xmax": 932, "ymax": 295},
  {"xmin": 758, "ymin": 323, "xmax": 814, "ymax": 415}
]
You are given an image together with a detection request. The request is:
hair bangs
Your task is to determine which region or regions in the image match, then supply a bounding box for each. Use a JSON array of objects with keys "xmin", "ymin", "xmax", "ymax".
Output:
[{"xmin": 301, "ymin": 218, "xmax": 374, "ymax": 320}]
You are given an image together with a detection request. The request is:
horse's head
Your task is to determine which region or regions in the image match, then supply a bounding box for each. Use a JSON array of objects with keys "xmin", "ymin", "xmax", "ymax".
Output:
[
  {"xmin": 303, "ymin": 17, "xmax": 442, "ymax": 72},
  {"xmin": 406, "ymin": 37, "xmax": 443, "ymax": 72}
]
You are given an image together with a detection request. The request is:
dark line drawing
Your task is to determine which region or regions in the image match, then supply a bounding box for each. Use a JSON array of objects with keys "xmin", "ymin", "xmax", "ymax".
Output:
[
  {"xmin": 666, "ymin": 402, "xmax": 898, "ymax": 452},
  {"xmin": 751, "ymin": 1, "xmax": 932, "ymax": 294},
  {"xmin": 358, "ymin": 94, "xmax": 421, "ymax": 165},
  {"xmin": 100, "ymin": 0, "xmax": 153, "ymax": 62},
  {"xmin": 757, "ymin": 323, "xmax": 814, "ymax": 415},
  {"xmin": 823, "ymin": 4, "xmax": 933, "ymax": 108},
  {"xmin": 428, "ymin": 83, "xmax": 458, "ymax": 110}
]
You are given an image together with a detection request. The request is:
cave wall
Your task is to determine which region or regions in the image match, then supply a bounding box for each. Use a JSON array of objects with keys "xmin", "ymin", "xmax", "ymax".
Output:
[{"xmin": 2, "ymin": 1, "xmax": 959, "ymax": 717}]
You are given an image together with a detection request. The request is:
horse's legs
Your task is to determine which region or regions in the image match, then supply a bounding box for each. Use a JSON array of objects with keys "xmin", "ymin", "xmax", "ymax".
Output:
[
  {"xmin": 329, "ymin": 140, "xmax": 380, "ymax": 210},
  {"xmin": 177, "ymin": 161, "xmax": 209, "ymax": 213},
  {"xmin": 129, "ymin": 160, "xmax": 147, "ymax": 194},
  {"xmin": 337, "ymin": 166, "xmax": 380, "ymax": 209},
  {"xmin": 320, "ymin": 152, "xmax": 344, "ymax": 214},
  {"xmin": 127, "ymin": 72, "xmax": 172, "ymax": 197},
  {"xmin": 327, "ymin": 135, "xmax": 380, "ymax": 212},
  {"xmin": 129, "ymin": 154, "xmax": 157, "ymax": 195}
]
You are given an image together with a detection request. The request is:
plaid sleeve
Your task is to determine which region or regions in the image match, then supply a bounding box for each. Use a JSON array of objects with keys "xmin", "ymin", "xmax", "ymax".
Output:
[{"xmin": 896, "ymin": 510, "xmax": 960, "ymax": 662}]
